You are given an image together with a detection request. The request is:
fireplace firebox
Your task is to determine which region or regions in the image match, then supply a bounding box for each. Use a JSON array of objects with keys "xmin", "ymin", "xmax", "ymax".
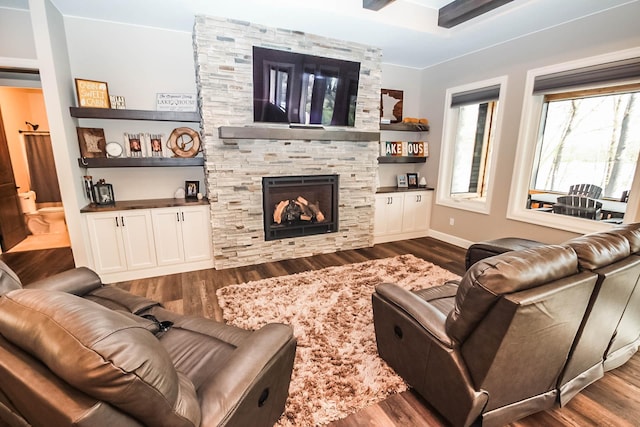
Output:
[{"xmin": 262, "ymin": 175, "xmax": 339, "ymax": 241}]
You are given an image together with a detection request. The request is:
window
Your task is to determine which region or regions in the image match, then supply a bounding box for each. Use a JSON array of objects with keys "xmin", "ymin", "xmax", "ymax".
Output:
[
  {"xmin": 437, "ymin": 77, "xmax": 506, "ymax": 213},
  {"xmin": 531, "ymin": 87, "xmax": 640, "ymax": 199},
  {"xmin": 508, "ymin": 50, "xmax": 640, "ymax": 233}
]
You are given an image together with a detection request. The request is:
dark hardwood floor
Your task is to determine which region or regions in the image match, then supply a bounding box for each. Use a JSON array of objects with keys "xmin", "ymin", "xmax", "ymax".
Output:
[{"xmin": 2, "ymin": 238, "xmax": 638, "ymax": 426}]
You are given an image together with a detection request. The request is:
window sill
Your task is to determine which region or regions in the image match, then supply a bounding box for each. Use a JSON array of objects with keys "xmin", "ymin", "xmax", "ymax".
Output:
[
  {"xmin": 436, "ymin": 196, "xmax": 490, "ymax": 215},
  {"xmin": 507, "ymin": 207, "xmax": 616, "ymax": 234}
]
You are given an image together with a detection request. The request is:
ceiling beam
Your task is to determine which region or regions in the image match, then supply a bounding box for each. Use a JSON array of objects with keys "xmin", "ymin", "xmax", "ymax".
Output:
[
  {"xmin": 363, "ymin": 0, "xmax": 396, "ymax": 11},
  {"xmin": 438, "ymin": 0, "xmax": 514, "ymax": 28}
]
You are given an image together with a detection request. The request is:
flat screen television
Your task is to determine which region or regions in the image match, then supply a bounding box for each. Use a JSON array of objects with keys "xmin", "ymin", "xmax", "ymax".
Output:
[{"xmin": 253, "ymin": 46, "xmax": 361, "ymax": 127}]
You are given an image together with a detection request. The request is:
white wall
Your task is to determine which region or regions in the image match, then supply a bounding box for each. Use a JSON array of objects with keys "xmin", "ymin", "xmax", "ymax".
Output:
[
  {"xmin": 379, "ymin": 63, "xmax": 430, "ymax": 188},
  {"xmin": 419, "ymin": 1, "xmax": 640, "ymax": 246},
  {"xmin": 63, "ymin": 18, "xmax": 203, "ymax": 201},
  {"xmin": 0, "ymin": 7, "xmax": 36, "ymax": 60}
]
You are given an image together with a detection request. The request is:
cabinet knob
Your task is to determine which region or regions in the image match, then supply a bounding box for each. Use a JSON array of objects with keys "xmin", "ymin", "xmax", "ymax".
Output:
[
  {"xmin": 121, "ymin": 216, "xmax": 125, "ymax": 227},
  {"xmin": 115, "ymin": 217, "xmax": 119, "ymax": 227},
  {"xmin": 177, "ymin": 212, "xmax": 180, "ymax": 222}
]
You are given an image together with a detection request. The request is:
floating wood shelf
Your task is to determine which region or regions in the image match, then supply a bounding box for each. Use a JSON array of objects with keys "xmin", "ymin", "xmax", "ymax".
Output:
[
  {"xmin": 380, "ymin": 123, "xmax": 429, "ymax": 132},
  {"xmin": 378, "ymin": 156, "xmax": 427, "ymax": 164},
  {"xmin": 70, "ymin": 107, "xmax": 200, "ymax": 122},
  {"xmin": 78, "ymin": 157, "xmax": 204, "ymax": 168},
  {"xmin": 218, "ymin": 126, "xmax": 379, "ymax": 141}
]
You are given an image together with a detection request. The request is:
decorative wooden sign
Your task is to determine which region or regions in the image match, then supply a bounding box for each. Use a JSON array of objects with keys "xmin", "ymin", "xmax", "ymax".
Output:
[
  {"xmin": 383, "ymin": 141, "xmax": 404, "ymax": 156},
  {"xmin": 407, "ymin": 141, "xmax": 428, "ymax": 157},
  {"xmin": 75, "ymin": 79, "xmax": 111, "ymax": 109}
]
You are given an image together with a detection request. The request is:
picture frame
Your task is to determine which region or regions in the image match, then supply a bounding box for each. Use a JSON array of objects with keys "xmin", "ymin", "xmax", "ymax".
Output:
[
  {"xmin": 75, "ymin": 78, "xmax": 111, "ymax": 109},
  {"xmin": 125, "ymin": 133, "xmax": 144, "ymax": 157},
  {"xmin": 148, "ymin": 133, "xmax": 166, "ymax": 157},
  {"xmin": 407, "ymin": 173, "xmax": 419, "ymax": 188},
  {"xmin": 92, "ymin": 182, "xmax": 115, "ymax": 206},
  {"xmin": 76, "ymin": 127, "xmax": 107, "ymax": 158},
  {"xmin": 397, "ymin": 174, "xmax": 408, "ymax": 188},
  {"xmin": 380, "ymin": 89, "xmax": 404, "ymax": 123},
  {"xmin": 185, "ymin": 180, "xmax": 199, "ymax": 199},
  {"xmin": 82, "ymin": 175, "xmax": 93, "ymax": 201}
]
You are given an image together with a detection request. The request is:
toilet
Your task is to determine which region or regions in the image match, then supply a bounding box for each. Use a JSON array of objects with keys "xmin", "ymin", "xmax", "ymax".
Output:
[{"xmin": 18, "ymin": 191, "xmax": 67, "ymax": 234}]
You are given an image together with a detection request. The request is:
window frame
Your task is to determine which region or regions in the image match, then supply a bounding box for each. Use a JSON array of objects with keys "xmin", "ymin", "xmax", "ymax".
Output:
[
  {"xmin": 507, "ymin": 48, "xmax": 640, "ymax": 234},
  {"xmin": 436, "ymin": 76, "xmax": 508, "ymax": 214}
]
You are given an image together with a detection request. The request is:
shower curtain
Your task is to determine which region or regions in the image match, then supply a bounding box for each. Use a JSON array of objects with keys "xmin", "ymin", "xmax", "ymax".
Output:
[{"xmin": 23, "ymin": 132, "xmax": 62, "ymax": 203}]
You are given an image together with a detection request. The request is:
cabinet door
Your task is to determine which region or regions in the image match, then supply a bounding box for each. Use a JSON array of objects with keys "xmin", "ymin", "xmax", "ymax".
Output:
[
  {"xmin": 374, "ymin": 194, "xmax": 404, "ymax": 236},
  {"xmin": 402, "ymin": 191, "xmax": 432, "ymax": 233},
  {"xmin": 119, "ymin": 210, "xmax": 157, "ymax": 270},
  {"xmin": 86, "ymin": 213, "xmax": 127, "ymax": 274},
  {"xmin": 151, "ymin": 208, "xmax": 185, "ymax": 266},
  {"xmin": 180, "ymin": 206, "xmax": 212, "ymax": 263}
]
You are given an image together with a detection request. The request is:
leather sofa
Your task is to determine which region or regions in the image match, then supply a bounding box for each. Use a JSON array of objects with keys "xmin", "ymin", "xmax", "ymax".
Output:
[
  {"xmin": 0, "ymin": 263, "xmax": 297, "ymax": 427},
  {"xmin": 372, "ymin": 224, "xmax": 640, "ymax": 427}
]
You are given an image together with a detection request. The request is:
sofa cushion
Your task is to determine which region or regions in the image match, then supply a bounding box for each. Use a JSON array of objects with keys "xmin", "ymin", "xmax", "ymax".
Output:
[
  {"xmin": 0, "ymin": 289, "xmax": 200, "ymax": 427},
  {"xmin": 564, "ymin": 231, "xmax": 630, "ymax": 270},
  {"xmin": 446, "ymin": 245, "xmax": 579, "ymax": 343},
  {"xmin": 0, "ymin": 260, "xmax": 21, "ymax": 296},
  {"xmin": 611, "ymin": 223, "xmax": 640, "ymax": 254}
]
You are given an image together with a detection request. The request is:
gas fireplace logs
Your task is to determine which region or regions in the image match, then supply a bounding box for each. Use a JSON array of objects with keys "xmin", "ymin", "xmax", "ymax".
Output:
[{"xmin": 273, "ymin": 196, "xmax": 326, "ymax": 224}]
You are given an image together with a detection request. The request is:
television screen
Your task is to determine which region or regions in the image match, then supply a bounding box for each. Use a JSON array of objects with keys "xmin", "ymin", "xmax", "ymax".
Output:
[{"xmin": 253, "ymin": 46, "xmax": 361, "ymax": 127}]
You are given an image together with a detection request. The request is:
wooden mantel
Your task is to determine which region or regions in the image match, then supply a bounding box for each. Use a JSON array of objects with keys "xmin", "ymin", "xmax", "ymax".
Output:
[{"xmin": 218, "ymin": 126, "xmax": 380, "ymax": 141}]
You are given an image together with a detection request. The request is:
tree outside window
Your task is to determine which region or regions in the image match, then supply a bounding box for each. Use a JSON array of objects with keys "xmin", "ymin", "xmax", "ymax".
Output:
[{"xmin": 531, "ymin": 89, "xmax": 640, "ymax": 201}]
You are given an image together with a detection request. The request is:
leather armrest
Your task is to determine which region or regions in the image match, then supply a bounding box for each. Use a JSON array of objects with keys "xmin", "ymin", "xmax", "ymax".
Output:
[
  {"xmin": 375, "ymin": 283, "xmax": 453, "ymax": 347},
  {"xmin": 23, "ymin": 267, "xmax": 102, "ymax": 296},
  {"xmin": 198, "ymin": 323, "xmax": 296, "ymax": 427}
]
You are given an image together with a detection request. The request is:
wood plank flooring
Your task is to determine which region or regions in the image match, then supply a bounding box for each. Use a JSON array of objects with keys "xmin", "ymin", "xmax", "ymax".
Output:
[{"xmin": 2, "ymin": 237, "xmax": 638, "ymax": 426}]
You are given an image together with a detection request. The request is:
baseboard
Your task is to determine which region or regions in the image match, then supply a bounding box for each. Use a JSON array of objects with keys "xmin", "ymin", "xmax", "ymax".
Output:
[
  {"xmin": 428, "ymin": 229, "xmax": 474, "ymax": 249},
  {"xmin": 98, "ymin": 259, "xmax": 215, "ymax": 284}
]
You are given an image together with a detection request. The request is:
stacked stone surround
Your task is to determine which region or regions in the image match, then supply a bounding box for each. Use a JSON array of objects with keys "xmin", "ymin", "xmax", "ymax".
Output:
[{"xmin": 193, "ymin": 15, "xmax": 382, "ymax": 269}]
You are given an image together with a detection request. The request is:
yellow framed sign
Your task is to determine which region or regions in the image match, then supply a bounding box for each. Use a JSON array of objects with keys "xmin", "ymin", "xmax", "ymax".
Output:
[{"xmin": 75, "ymin": 78, "xmax": 111, "ymax": 108}]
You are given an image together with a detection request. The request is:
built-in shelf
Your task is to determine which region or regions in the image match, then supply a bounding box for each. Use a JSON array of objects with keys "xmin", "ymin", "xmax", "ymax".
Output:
[
  {"xmin": 70, "ymin": 107, "xmax": 201, "ymax": 122},
  {"xmin": 218, "ymin": 126, "xmax": 379, "ymax": 141},
  {"xmin": 378, "ymin": 156, "xmax": 427, "ymax": 164},
  {"xmin": 78, "ymin": 157, "xmax": 204, "ymax": 168},
  {"xmin": 80, "ymin": 197, "xmax": 209, "ymax": 213},
  {"xmin": 380, "ymin": 123, "xmax": 429, "ymax": 132}
]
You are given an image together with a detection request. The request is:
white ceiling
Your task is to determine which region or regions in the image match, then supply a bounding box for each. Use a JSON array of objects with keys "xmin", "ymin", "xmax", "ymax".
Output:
[{"xmin": 3, "ymin": 0, "xmax": 637, "ymax": 68}]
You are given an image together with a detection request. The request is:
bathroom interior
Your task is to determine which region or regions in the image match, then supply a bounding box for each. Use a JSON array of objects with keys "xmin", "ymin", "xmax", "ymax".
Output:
[{"xmin": 0, "ymin": 82, "xmax": 70, "ymax": 253}]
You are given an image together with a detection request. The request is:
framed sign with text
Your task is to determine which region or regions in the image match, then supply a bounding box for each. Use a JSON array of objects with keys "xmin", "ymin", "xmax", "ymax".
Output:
[{"xmin": 75, "ymin": 78, "xmax": 111, "ymax": 109}]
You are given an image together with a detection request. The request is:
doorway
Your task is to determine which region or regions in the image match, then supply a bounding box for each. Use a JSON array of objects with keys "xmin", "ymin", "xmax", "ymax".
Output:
[{"xmin": 0, "ymin": 83, "xmax": 70, "ymax": 253}]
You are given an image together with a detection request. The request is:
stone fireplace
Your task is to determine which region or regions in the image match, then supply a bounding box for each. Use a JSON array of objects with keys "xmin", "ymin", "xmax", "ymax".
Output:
[{"xmin": 193, "ymin": 16, "xmax": 381, "ymax": 269}]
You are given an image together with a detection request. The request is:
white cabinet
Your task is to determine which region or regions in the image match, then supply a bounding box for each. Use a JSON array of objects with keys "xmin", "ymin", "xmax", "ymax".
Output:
[
  {"xmin": 374, "ymin": 193, "xmax": 405, "ymax": 236},
  {"xmin": 374, "ymin": 190, "xmax": 432, "ymax": 244},
  {"xmin": 86, "ymin": 210, "xmax": 157, "ymax": 274},
  {"xmin": 152, "ymin": 205, "xmax": 212, "ymax": 266},
  {"xmin": 402, "ymin": 192, "xmax": 431, "ymax": 234},
  {"xmin": 85, "ymin": 204, "xmax": 213, "ymax": 282}
]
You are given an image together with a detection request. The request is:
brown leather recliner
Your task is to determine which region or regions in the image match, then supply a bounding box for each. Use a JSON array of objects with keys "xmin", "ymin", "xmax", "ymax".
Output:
[
  {"xmin": 0, "ymin": 262, "xmax": 296, "ymax": 427},
  {"xmin": 556, "ymin": 230, "xmax": 640, "ymax": 405},
  {"xmin": 603, "ymin": 223, "xmax": 640, "ymax": 371},
  {"xmin": 372, "ymin": 245, "xmax": 598, "ymax": 427}
]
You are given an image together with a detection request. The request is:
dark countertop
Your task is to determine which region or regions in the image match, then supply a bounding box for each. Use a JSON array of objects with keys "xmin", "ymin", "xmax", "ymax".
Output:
[
  {"xmin": 376, "ymin": 186, "xmax": 435, "ymax": 194},
  {"xmin": 80, "ymin": 198, "xmax": 210, "ymax": 213}
]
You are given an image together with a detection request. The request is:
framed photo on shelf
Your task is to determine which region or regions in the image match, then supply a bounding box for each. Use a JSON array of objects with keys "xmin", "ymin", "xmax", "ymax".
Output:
[
  {"xmin": 397, "ymin": 174, "xmax": 408, "ymax": 188},
  {"xmin": 92, "ymin": 181, "xmax": 115, "ymax": 206},
  {"xmin": 76, "ymin": 127, "xmax": 107, "ymax": 158},
  {"xmin": 75, "ymin": 78, "xmax": 111, "ymax": 109},
  {"xmin": 125, "ymin": 133, "xmax": 144, "ymax": 157},
  {"xmin": 148, "ymin": 133, "xmax": 166, "ymax": 157},
  {"xmin": 407, "ymin": 173, "xmax": 419, "ymax": 188},
  {"xmin": 185, "ymin": 180, "xmax": 199, "ymax": 199}
]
